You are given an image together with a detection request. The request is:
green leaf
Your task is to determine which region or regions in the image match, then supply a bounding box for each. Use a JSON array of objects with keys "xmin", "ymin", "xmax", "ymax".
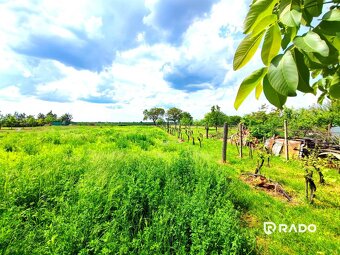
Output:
[
  {"xmin": 280, "ymin": 0, "xmax": 302, "ymax": 27},
  {"xmin": 317, "ymin": 21, "xmax": 340, "ymax": 35},
  {"xmin": 304, "ymin": 0, "xmax": 323, "ymax": 17},
  {"xmin": 255, "ymin": 83, "xmax": 263, "ymax": 99},
  {"xmin": 322, "ymin": 9, "xmax": 340, "ymax": 22},
  {"xmin": 261, "ymin": 23, "xmax": 282, "ymax": 66},
  {"xmin": 244, "ymin": 0, "xmax": 278, "ymax": 34},
  {"xmin": 263, "ymin": 75, "xmax": 287, "ymax": 109},
  {"xmin": 281, "ymin": 26, "xmax": 297, "ymax": 49},
  {"xmin": 233, "ymin": 31, "xmax": 265, "ymax": 70},
  {"xmin": 293, "ymin": 31, "xmax": 329, "ymax": 57},
  {"xmin": 267, "ymin": 51, "xmax": 299, "ymax": 97},
  {"xmin": 252, "ymin": 15, "xmax": 278, "ymax": 36},
  {"xmin": 317, "ymin": 91, "xmax": 327, "ymax": 104},
  {"xmin": 234, "ymin": 68, "xmax": 267, "ymax": 109},
  {"xmin": 292, "ymin": 49, "xmax": 314, "ymax": 94},
  {"xmin": 329, "ymin": 73, "xmax": 340, "ymax": 99}
]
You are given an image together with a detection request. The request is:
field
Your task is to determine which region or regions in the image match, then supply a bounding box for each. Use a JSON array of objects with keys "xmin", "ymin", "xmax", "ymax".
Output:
[{"xmin": 0, "ymin": 126, "xmax": 339, "ymax": 254}]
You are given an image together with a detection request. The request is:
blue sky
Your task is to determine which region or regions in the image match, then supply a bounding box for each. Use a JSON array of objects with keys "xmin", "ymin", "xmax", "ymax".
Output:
[{"xmin": 0, "ymin": 0, "xmax": 318, "ymax": 121}]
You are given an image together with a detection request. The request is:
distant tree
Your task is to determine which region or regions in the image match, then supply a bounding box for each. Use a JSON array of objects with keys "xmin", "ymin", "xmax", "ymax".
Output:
[
  {"xmin": 166, "ymin": 107, "xmax": 183, "ymax": 127},
  {"xmin": 37, "ymin": 113, "xmax": 45, "ymax": 126},
  {"xmin": 60, "ymin": 113, "xmax": 73, "ymax": 125},
  {"xmin": 143, "ymin": 107, "xmax": 165, "ymax": 125},
  {"xmin": 45, "ymin": 111, "xmax": 57, "ymax": 125},
  {"xmin": 15, "ymin": 112, "xmax": 27, "ymax": 127},
  {"xmin": 180, "ymin": 112, "xmax": 193, "ymax": 127},
  {"xmin": 204, "ymin": 105, "xmax": 227, "ymax": 132},
  {"xmin": 227, "ymin": 115, "xmax": 242, "ymax": 126},
  {"xmin": 26, "ymin": 115, "xmax": 36, "ymax": 128},
  {"xmin": 156, "ymin": 118, "xmax": 165, "ymax": 126},
  {"xmin": 242, "ymin": 105, "xmax": 281, "ymax": 138},
  {"xmin": 4, "ymin": 114, "xmax": 16, "ymax": 129}
]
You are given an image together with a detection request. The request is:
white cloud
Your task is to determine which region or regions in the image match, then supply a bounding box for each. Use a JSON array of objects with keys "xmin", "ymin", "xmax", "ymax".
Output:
[{"xmin": 0, "ymin": 0, "xmax": 320, "ymax": 121}]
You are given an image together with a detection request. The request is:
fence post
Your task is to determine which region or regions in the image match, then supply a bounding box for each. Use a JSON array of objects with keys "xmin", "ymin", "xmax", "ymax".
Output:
[
  {"xmin": 284, "ymin": 119, "xmax": 289, "ymax": 161},
  {"xmin": 205, "ymin": 125, "xmax": 209, "ymax": 139},
  {"xmin": 222, "ymin": 122, "xmax": 228, "ymax": 163},
  {"xmin": 239, "ymin": 123, "xmax": 243, "ymax": 158}
]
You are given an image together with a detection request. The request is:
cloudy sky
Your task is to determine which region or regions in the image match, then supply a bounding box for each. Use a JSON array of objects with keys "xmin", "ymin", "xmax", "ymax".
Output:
[{"xmin": 0, "ymin": 0, "xmax": 318, "ymax": 121}]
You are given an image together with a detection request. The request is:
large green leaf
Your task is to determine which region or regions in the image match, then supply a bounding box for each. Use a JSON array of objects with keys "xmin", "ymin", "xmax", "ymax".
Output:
[
  {"xmin": 261, "ymin": 23, "xmax": 282, "ymax": 66},
  {"xmin": 233, "ymin": 31, "xmax": 265, "ymax": 70},
  {"xmin": 294, "ymin": 31, "xmax": 329, "ymax": 57},
  {"xmin": 329, "ymin": 73, "xmax": 340, "ymax": 99},
  {"xmin": 267, "ymin": 51, "xmax": 299, "ymax": 96},
  {"xmin": 304, "ymin": 0, "xmax": 323, "ymax": 17},
  {"xmin": 252, "ymin": 15, "xmax": 277, "ymax": 36},
  {"xmin": 281, "ymin": 26, "xmax": 297, "ymax": 49},
  {"xmin": 292, "ymin": 49, "xmax": 314, "ymax": 94},
  {"xmin": 244, "ymin": 0, "xmax": 278, "ymax": 34},
  {"xmin": 322, "ymin": 9, "xmax": 340, "ymax": 22},
  {"xmin": 255, "ymin": 83, "xmax": 263, "ymax": 99},
  {"xmin": 263, "ymin": 75, "xmax": 287, "ymax": 109},
  {"xmin": 234, "ymin": 67, "xmax": 267, "ymax": 109},
  {"xmin": 280, "ymin": 9, "xmax": 302, "ymax": 27},
  {"xmin": 280, "ymin": 0, "xmax": 302, "ymax": 27}
]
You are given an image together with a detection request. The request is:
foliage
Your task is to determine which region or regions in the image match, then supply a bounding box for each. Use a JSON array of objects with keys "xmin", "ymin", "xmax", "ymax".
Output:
[
  {"xmin": 204, "ymin": 105, "xmax": 228, "ymax": 130},
  {"xmin": 0, "ymin": 127, "xmax": 254, "ymax": 254},
  {"xmin": 233, "ymin": 0, "xmax": 340, "ymax": 110},
  {"xmin": 166, "ymin": 107, "xmax": 183, "ymax": 125},
  {"xmin": 180, "ymin": 111, "xmax": 193, "ymax": 127},
  {"xmin": 243, "ymin": 101, "xmax": 340, "ymax": 138},
  {"xmin": 143, "ymin": 107, "xmax": 165, "ymax": 125},
  {"xmin": 242, "ymin": 104, "xmax": 281, "ymax": 138},
  {"xmin": 0, "ymin": 111, "xmax": 72, "ymax": 128}
]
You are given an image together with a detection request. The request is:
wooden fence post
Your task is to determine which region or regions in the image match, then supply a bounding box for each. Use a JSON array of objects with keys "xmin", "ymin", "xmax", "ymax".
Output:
[
  {"xmin": 205, "ymin": 125, "xmax": 209, "ymax": 139},
  {"xmin": 222, "ymin": 122, "xmax": 228, "ymax": 163},
  {"xmin": 239, "ymin": 123, "xmax": 243, "ymax": 158},
  {"xmin": 284, "ymin": 119, "xmax": 289, "ymax": 161}
]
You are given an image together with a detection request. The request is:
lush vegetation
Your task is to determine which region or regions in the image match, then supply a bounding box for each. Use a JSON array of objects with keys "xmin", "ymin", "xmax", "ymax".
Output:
[
  {"xmin": 243, "ymin": 101, "xmax": 340, "ymax": 139},
  {"xmin": 0, "ymin": 111, "xmax": 72, "ymax": 129},
  {"xmin": 233, "ymin": 0, "xmax": 340, "ymax": 109},
  {"xmin": 0, "ymin": 125, "xmax": 339, "ymax": 254},
  {"xmin": 0, "ymin": 126, "xmax": 253, "ymax": 254}
]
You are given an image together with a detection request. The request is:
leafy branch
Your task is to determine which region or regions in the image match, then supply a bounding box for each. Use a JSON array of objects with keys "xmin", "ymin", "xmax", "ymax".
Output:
[{"xmin": 233, "ymin": 0, "xmax": 340, "ymax": 110}]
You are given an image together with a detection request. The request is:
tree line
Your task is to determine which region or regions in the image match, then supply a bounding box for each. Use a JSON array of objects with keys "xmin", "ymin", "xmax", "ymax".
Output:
[
  {"xmin": 143, "ymin": 106, "xmax": 241, "ymax": 130},
  {"xmin": 144, "ymin": 101, "xmax": 340, "ymax": 140},
  {"xmin": 0, "ymin": 111, "xmax": 73, "ymax": 129}
]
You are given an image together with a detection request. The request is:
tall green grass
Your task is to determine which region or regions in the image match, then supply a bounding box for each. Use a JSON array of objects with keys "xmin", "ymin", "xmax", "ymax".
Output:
[{"xmin": 0, "ymin": 127, "xmax": 254, "ymax": 254}]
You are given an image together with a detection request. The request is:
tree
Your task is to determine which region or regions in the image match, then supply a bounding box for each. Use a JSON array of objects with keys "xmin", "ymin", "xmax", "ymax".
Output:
[
  {"xmin": 37, "ymin": 113, "xmax": 45, "ymax": 126},
  {"xmin": 180, "ymin": 112, "xmax": 193, "ymax": 127},
  {"xmin": 26, "ymin": 115, "xmax": 36, "ymax": 128},
  {"xmin": 233, "ymin": 0, "xmax": 340, "ymax": 110},
  {"xmin": 60, "ymin": 113, "xmax": 73, "ymax": 125},
  {"xmin": 45, "ymin": 111, "xmax": 57, "ymax": 125},
  {"xmin": 4, "ymin": 114, "xmax": 16, "ymax": 129},
  {"xmin": 166, "ymin": 107, "xmax": 183, "ymax": 127},
  {"xmin": 143, "ymin": 107, "xmax": 165, "ymax": 125},
  {"xmin": 227, "ymin": 115, "xmax": 242, "ymax": 126},
  {"xmin": 204, "ymin": 105, "xmax": 227, "ymax": 131}
]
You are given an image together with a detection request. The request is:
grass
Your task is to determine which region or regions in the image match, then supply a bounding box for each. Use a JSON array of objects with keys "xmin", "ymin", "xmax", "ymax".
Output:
[{"xmin": 0, "ymin": 126, "xmax": 339, "ymax": 254}]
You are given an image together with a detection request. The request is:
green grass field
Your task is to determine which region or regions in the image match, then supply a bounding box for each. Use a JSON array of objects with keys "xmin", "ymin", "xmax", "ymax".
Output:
[{"xmin": 0, "ymin": 126, "xmax": 339, "ymax": 254}]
